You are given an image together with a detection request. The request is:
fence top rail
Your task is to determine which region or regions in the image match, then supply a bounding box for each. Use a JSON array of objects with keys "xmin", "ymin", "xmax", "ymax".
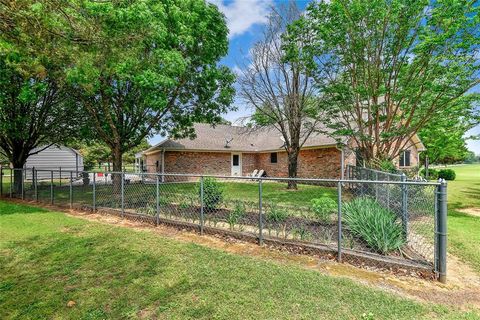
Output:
[
  {"xmin": 346, "ymin": 164, "xmax": 403, "ymax": 178},
  {"xmin": 2, "ymin": 167, "xmax": 442, "ymax": 186}
]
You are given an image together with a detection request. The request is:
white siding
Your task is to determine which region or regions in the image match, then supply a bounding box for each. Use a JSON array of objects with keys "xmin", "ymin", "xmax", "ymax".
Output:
[{"xmin": 24, "ymin": 146, "xmax": 84, "ymax": 179}]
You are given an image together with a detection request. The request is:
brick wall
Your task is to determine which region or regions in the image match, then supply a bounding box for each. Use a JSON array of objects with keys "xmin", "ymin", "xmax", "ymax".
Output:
[
  {"xmin": 255, "ymin": 147, "xmax": 342, "ymax": 178},
  {"xmin": 145, "ymin": 147, "xmax": 344, "ymax": 178}
]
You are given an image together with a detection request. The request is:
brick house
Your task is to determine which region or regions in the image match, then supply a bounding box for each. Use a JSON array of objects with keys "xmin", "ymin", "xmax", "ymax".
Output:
[{"xmin": 137, "ymin": 123, "xmax": 425, "ymax": 178}]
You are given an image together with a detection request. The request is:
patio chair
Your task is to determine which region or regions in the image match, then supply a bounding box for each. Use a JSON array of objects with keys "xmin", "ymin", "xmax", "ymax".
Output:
[
  {"xmin": 256, "ymin": 169, "xmax": 265, "ymax": 178},
  {"xmin": 250, "ymin": 169, "xmax": 258, "ymax": 178}
]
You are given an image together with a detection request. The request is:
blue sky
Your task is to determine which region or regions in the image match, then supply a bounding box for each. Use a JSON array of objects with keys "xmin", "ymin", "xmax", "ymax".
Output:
[{"xmin": 150, "ymin": 0, "xmax": 480, "ymax": 154}]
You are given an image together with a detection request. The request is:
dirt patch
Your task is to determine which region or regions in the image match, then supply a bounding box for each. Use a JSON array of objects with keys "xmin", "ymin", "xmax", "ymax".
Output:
[
  {"xmin": 457, "ymin": 207, "xmax": 480, "ymax": 218},
  {"xmin": 4, "ymin": 199, "xmax": 480, "ymax": 311}
]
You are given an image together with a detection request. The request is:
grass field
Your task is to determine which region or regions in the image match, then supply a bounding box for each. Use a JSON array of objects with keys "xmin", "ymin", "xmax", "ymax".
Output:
[
  {"xmin": 437, "ymin": 164, "xmax": 480, "ymax": 273},
  {"xmin": 1, "ymin": 201, "xmax": 478, "ymax": 320}
]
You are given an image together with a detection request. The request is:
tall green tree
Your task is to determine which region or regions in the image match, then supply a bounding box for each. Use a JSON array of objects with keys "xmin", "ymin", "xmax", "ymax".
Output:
[
  {"xmin": 67, "ymin": 0, "xmax": 235, "ymax": 188},
  {"xmin": 0, "ymin": 1, "xmax": 82, "ymax": 193},
  {"xmin": 286, "ymin": 0, "xmax": 480, "ymax": 166},
  {"xmin": 419, "ymin": 101, "xmax": 479, "ymax": 165}
]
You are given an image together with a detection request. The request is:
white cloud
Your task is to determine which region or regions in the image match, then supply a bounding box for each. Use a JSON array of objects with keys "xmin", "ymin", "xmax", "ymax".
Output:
[{"xmin": 210, "ymin": 0, "xmax": 273, "ymax": 39}]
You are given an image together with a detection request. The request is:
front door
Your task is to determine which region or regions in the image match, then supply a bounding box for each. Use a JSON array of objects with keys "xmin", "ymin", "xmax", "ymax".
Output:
[{"xmin": 231, "ymin": 153, "xmax": 242, "ymax": 176}]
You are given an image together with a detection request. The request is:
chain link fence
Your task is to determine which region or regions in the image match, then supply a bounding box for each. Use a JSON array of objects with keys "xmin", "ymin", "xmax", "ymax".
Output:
[{"xmin": 0, "ymin": 166, "xmax": 447, "ymax": 282}]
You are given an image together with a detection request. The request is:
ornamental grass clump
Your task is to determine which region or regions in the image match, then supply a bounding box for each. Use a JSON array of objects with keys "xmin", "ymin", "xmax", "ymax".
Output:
[{"xmin": 343, "ymin": 197, "xmax": 405, "ymax": 254}]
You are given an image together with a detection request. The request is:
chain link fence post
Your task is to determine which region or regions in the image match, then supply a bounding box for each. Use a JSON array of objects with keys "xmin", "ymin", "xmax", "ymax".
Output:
[
  {"xmin": 401, "ymin": 173, "xmax": 408, "ymax": 240},
  {"xmin": 200, "ymin": 176, "xmax": 204, "ymax": 234},
  {"xmin": 34, "ymin": 168, "xmax": 38, "ymax": 202},
  {"xmin": 93, "ymin": 172, "xmax": 96, "ymax": 212},
  {"xmin": 50, "ymin": 170, "xmax": 54, "ymax": 205},
  {"xmin": 337, "ymin": 180, "xmax": 342, "ymax": 262},
  {"xmin": 9, "ymin": 168, "xmax": 12, "ymax": 198},
  {"xmin": 258, "ymin": 178, "xmax": 263, "ymax": 246},
  {"xmin": 156, "ymin": 174, "xmax": 160, "ymax": 226},
  {"xmin": 387, "ymin": 175, "xmax": 391, "ymax": 210},
  {"xmin": 121, "ymin": 172, "xmax": 125, "ymax": 218},
  {"xmin": 436, "ymin": 179, "xmax": 448, "ymax": 283},
  {"xmin": 0, "ymin": 166, "xmax": 3, "ymax": 197},
  {"xmin": 69, "ymin": 171, "xmax": 73, "ymax": 209},
  {"xmin": 21, "ymin": 168, "xmax": 25, "ymax": 200}
]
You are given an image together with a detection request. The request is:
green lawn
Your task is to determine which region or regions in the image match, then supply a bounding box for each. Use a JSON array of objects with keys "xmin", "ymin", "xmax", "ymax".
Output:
[
  {"xmin": 0, "ymin": 201, "xmax": 477, "ymax": 320},
  {"xmin": 438, "ymin": 164, "xmax": 480, "ymax": 273},
  {"xmin": 443, "ymin": 164, "xmax": 480, "ymax": 209}
]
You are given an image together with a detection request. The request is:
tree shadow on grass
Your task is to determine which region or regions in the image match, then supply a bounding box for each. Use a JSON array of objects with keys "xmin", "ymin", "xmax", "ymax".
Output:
[
  {"xmin": 448, "ymin": 181, "xmax": 480, "ymax": 209},
  {"xmin": 0, "ymin": 201, "xmax": 48, "ymax": 215}
]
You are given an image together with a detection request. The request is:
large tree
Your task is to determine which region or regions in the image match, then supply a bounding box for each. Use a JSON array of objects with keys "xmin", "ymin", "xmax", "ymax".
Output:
[
  {"xmin": 0, "ymin": 1, "xmax": 82, "ymax": 193},
  {"xmin": 239, "ymin": 1, "xmax": 320, "ymax": 189},
  {"xmin": 286, "ymin": 0, "xmax": 480, "ymax": 166},
  {"xmin": 67, "ymin": 0, "xmax": 235, "ymax": 188},
  {"xmin": 419, "ymin": 100, "xmax": 479, "ymax": 165}
]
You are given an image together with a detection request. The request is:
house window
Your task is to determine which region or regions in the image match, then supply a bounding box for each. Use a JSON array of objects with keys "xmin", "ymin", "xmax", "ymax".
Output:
[
  {"xmin": 399, "ymin": 150, "xmax": 411, "ymax": 167},
  {"xmin": 232, "ymin": 154, "xmax": 239, "ymax": 166},
  {"xmin": 270, "ymin": 152, "xmax": 278, "ymax": 164}
]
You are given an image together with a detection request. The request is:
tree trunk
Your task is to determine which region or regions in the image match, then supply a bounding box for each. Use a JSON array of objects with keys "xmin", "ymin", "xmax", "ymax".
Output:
[
  {"xmin": 111, "ymin": 145, "xmax": 123, "ymax": 193},
  {"xmin": 287, "ymin": 150, "xmax": 299, "ymax": 190},
  {"xmin": 12, "ymin": 166, "xmax": 23, "ymax": 196},
  {"xmin": 11, "ymin": 157, "xmax": 27, "ymax": 196}
]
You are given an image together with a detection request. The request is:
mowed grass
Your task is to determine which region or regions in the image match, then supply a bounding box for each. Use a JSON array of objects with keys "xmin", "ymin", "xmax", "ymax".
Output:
[
  {"xmin": 1, "ymin": 201, "xmax": 477, "ymax": 320},
  {"xmin": 443, "ymin": 164, "xmax": 480, "ymax": 209},
  {"xmin": 436, "ymin": 164, "xmax": 480, "ymax": 273}
]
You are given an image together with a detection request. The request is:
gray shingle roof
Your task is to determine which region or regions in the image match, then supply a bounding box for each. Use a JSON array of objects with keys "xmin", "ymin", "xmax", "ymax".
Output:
[{"xmin": 144, "ymin": 123, "xmax": 341, "ymax": 154}]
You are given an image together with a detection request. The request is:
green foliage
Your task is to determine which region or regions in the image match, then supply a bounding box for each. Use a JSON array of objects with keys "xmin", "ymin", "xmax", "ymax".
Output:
[
  {"xmin": 378, "ymin": 160, "xmax": 398, "ymax": 174},
  {"xmin": 66, "ymin": 0, "xmax": 235, "ymax": 170},
  {"xmin": 286, "ymin": 0, "xmax": 480, "ymax": 164},
  {"xmin": 420, "ymin": 168, "xmax": 439, "ymax": 180},
  {"xmin": 292, "ymin": 227, "xmax": 312, "ymax": 241},
  {"xmin": 266, "ymin": 204, "xmax": 289, "ymax": 224},
  {"xmin": 343, "ymin": 197, "xmax": 405, "ymax": 254},
  {"xmin": 419, "ymin": 107, "xmax": 479, "ymax": 165},
  {"xmin": 311, "ymin": 197, "xmax": 337, "ymax": 221},
  {"xmin": 227, "ymin": 201, "xmax": 246, "ymax": 230},
  {"xmin": 438, "ymin": 169, "xmax": 456, "ymax": 181},
  {"xmin": 199, "ymin": 177, "xmax": 224, "ymax": 211},
  {"xmin": 464, "ymin": 151, "xmax": 479, "ymax": 164}
]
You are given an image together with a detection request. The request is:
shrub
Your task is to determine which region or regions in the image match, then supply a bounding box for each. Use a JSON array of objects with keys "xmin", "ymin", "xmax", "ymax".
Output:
[
  {"xmin": 266, "ymin": 204, "xmax": 289, "ymax": 223},
  {"xmin": 420, "ymin": 168, "xmax": 439, "ymax": 180},
  {"xmin": 438, "ymin": 169, "xmax": 456, "ymax": 181},
  {"xmin": 198, "ymin": 177, "xmax": 224, "ymax": 210},
  {"xmin": 343, "ymin": 197, "xmax": 405, "ymax": 254},
  {"xmin": 311, "ymin": 197, "xmax": 337, "ymax": 221},
  {"xmin": 266, "ymin": 204, "xmax": 290, "ymax": 237},
  {"xmin": 227, "ymin": 201, "xmax": 246, "ymax": 230},
  {"xmin": 378, "ymin": 160, "xmax": 398, "ymax": 173}
]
